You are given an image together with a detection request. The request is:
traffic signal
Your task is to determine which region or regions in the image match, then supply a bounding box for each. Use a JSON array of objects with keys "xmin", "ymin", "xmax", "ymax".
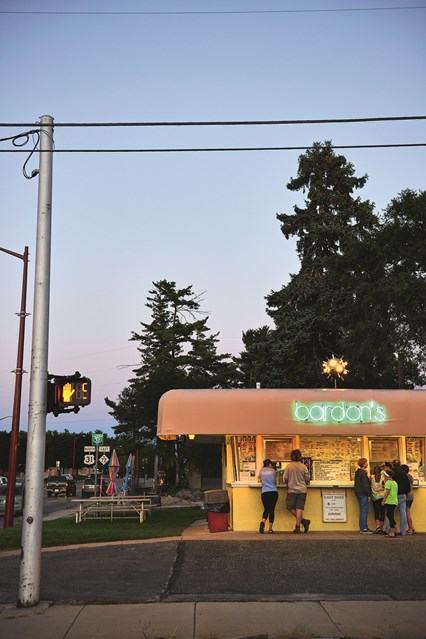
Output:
[{"xmin": 47, "ymin": 372, "xmax": 91, "ymax": 415}]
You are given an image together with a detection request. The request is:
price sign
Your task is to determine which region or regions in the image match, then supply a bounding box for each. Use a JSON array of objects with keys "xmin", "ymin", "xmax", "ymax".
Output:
[{"xmin": 322, "ymin": 491, "xmax": 347, "ymax": 522}]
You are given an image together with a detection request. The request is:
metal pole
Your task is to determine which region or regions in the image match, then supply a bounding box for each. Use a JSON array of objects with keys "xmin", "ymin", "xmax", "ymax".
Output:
[
  {"xmin": 72, "ymin": 438, "xmax": 77, "ymax": 477},
  {"xmin": 95, "ymin": 445, "xmax": 99, "ymax": 496},
  {"xmin": 2, "ymin": 246, "xmax": 29, "ymax": 528},
  {"xmin": 18, "ymin": 115, "xmax": 54, "ymax": 607}
]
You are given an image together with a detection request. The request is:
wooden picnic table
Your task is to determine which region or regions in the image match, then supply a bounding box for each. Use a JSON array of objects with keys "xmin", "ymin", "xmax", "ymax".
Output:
[{"xmin": 71, "ymin": 495, "xmax": 157, "ymax": 524}]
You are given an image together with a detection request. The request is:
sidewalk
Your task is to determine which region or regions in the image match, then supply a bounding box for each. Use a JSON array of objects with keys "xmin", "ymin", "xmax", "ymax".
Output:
[
  {"xmin": 1, "ymin": 599, "xmax": 425, "ymax": 639},
  {"xmin": 1, "ymin": 517, "xmax": 425, "ymax": 638}
]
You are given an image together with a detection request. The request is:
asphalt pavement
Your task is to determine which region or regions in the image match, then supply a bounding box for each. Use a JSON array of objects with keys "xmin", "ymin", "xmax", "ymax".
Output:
[{"xmin": 1, "ymin": 518, "xmax": 425, "ymax": 638}]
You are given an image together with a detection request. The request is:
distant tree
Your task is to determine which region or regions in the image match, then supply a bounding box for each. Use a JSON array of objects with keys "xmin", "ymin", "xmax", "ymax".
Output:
[
  {"xmin": 238, "ymin": 326, "xmax": 275, "ymax": 388},
  {"xmin": 105, "ymin": 280, "xmax": 239, "ymax": 484}
]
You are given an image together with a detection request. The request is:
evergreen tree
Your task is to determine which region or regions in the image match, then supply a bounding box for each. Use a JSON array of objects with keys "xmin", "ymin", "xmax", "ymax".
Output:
[
  {"xmin": 263, "ymin": 141, "xmax": 376, "ymax": 387},
  {"xmin": 105, "ymin": 280, "xmax": 239, "ymax": 482},
  {"xmin": 237, "ymin": 143, "xmax": 425, "ymax": 388}
]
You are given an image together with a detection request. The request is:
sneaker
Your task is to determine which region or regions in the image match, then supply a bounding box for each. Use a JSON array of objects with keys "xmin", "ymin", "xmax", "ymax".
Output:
[
  {"xmin": 301, "ymin": 518, "xmax": 311, "ymax": 533},
  {"xmin": 293, "ymin": 526, "xmax": 301, "ymax": 534},
  {"xmin": 361, "ymin": 529, "xmax": 374, "ymax": 534},
  {"xmin": 374, "ymin": 527, "xmax": 382, "ymax": 534},
  {"xmin": 259, "ymin": 521, "xmax": 265, "ymax": 534}
]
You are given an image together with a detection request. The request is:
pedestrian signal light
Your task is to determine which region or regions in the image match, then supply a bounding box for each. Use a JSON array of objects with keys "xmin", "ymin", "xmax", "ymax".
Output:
[
  {"xmin": 56, "ymin": 378, "xmax": 91, "ymax": 408},
  {"xmin": 47, "ymin": 372, "xmax": 92, "ymax": 415}
]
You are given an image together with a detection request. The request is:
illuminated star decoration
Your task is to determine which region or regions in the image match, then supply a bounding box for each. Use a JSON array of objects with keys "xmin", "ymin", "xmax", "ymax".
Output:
[{"xmin": 322, "ymin": 355, "xmax": 349, "ymax": 381}]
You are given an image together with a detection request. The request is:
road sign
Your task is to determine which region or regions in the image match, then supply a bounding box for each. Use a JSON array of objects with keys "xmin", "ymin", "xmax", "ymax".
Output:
[
  {"xmin": 84, "ymin": 446, "xmax": 96, "ymax": 452},
  {"xmin": 92, "ymin": 433, "xmax": 104, "ymax": 446},
  {"xmin": 99, "ymin": 446, "xmax": 110, "ymax": 452},
  {"xmin": 99, "ymin": 454, "xmax": 109, "ymax": 465},
  {"xmin": 84, "ymin": 453, "xmax": 95, "ymax": 465}
]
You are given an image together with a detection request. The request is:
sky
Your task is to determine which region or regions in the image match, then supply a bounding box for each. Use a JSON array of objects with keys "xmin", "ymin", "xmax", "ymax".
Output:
[{"xmin": 0, "ymin": 0, "xmax": 425, "ymax": 438}]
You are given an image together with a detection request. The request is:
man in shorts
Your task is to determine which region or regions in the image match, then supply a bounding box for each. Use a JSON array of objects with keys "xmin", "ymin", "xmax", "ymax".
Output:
[{"xmin": 283, "ymin": 449, "xmax": 311, "ymax": 534}]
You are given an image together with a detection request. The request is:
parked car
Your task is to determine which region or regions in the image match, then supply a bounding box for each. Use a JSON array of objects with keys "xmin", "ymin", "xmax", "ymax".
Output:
[
  {"xmin": 46, "ymin": 475, "xmax": 77, "ymax": 497},
  {"xmin": 0, "ymin": 476, "xmax": 7, "ymax": 486},
  {"xmin": 81, "ymin": 476, "xmax": 109, "ymax": 498},
  {"xmin": 0, "ymin": 482, "xmax": 25, "ymax": 515}
]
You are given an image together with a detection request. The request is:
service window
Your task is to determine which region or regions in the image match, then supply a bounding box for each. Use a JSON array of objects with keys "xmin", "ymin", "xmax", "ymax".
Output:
[
  {"xmin": 263, "ymin": 438, "xmax": 293, "ymax": 483},
  {"xmin": 406, "ymin": 437, "xmax": 425, "ymax": 484},
  {"xmin": 368, "ymin": 437, "xmax": 401, "ymax": 471},
  {"xmin": 300, "ymin": 436, "xmax": 362, "ymax": 485}
]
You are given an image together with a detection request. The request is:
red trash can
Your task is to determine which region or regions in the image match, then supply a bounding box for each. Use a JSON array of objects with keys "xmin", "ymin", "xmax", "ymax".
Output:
[
  {"xmin": 207, "ymin": 511, "xmax": 229, "ymax": 533},
  {"xmin": 204, "ymin": 490, "xmax": 230, "ymax": 533}
]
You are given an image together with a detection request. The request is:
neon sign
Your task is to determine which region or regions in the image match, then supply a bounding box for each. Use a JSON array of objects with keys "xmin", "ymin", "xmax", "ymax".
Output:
[{"xmin": 292, "ymin": 401, "xmax": 387, "ymax": 424}]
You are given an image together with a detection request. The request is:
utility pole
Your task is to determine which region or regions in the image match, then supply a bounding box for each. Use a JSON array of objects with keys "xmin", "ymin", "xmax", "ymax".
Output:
[
  {"xmin": 18, "ymin": 115, "xmax": 54, "ymax": 607},
  {"xmin": 1, "ymin": 245, "xmax": 29, "ymax": 529}
]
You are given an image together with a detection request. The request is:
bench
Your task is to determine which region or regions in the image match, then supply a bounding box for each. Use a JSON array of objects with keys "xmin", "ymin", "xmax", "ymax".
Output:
[{"xmin": 72, "ymin": 497, "xmax": 158, "ymax": 524}]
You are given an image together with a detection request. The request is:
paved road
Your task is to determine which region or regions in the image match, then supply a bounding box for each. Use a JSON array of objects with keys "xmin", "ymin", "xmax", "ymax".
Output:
[{"xmin": 1, "ymin": 534, "xmax": 425, "ymax": 605}]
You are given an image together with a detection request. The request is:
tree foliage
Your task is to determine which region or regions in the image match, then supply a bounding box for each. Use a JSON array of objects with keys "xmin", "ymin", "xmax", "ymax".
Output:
[
  {"xmin": 237, "ymin": 143, "xmax": 426, "ymax": 389},
  {"xmin": 105, "ymin": 280, "xmax": 239, "ymax": 480}
]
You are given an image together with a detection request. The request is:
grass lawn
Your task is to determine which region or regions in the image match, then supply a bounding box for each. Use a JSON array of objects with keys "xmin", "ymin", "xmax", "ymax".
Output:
[{"xmin": 0, "ymin": 507, "xmax": 203, "ymax": 551}]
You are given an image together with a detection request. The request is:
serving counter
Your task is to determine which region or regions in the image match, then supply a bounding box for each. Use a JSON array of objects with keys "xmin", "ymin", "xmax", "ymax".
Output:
[{"xmin": 228, "ymin": 482, "xmax": 425, "ymax": 532}]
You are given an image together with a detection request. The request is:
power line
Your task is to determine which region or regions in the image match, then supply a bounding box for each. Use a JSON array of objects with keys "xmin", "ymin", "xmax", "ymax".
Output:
[
  {"xmin": 1, "ymin": 6, "xmax": 425, "ymax": 15},
  {"xmin": 0, "ymin": 143, "xmax": 424, "ymax": 154},
  {"xmin": 1, "ymin": 115, "xmax": 425, "ymax": 128}
]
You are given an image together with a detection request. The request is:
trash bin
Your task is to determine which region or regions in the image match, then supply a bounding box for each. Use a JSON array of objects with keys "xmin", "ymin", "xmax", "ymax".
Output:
[{"xmin": 204, "ymin": 489, "xmax": 230, "ymax": 533}]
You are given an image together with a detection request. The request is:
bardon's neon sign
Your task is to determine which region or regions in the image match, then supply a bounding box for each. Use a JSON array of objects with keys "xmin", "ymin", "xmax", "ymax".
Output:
[{"xmin": 292, "ymin": 400, "xmax": 387, "ymax": 424}]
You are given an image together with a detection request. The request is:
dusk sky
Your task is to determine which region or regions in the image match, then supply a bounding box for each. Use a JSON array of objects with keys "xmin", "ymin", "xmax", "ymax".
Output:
[{"xmin": 1, "ymin": 1, "xmax": 425, "ymax": 437}]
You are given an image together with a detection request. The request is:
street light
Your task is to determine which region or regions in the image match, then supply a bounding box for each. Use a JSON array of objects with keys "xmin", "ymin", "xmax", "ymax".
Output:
[{"xmin": 0, "ymin": 246, "xmax": 29, "ymax": 529}]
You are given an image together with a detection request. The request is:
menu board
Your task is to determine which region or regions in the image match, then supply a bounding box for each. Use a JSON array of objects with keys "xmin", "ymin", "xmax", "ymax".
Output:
[
  {"xmin": 406, "ymin": 437, "xmax": 425, "ymax": 482},
  {"xmin": 265, "ymin": 438, "xmax": 293, "ymax": 461},
  {"xmin": 238, "ymin": 436, "xmax": 256, "ymax": 464},
  {"xmin": 313, "ymin": 460, "xmax": 351, "ymax": 483},
  {"xmin": 300, "ymin": 436, "xmax": 361, "ymax": 461},
  {"xmin": 369, "ymin": 438, "xmax": 399, "ymax": 462}
]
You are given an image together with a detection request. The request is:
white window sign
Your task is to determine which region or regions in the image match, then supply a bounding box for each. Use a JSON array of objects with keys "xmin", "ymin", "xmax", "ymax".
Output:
[{"xmin": 322, "ymin": 490, "xmax": 347, "ymax": 522}]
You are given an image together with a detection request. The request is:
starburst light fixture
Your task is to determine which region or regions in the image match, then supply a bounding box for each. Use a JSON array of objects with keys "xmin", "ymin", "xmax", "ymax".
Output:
[{"xmin": 322, "ymin": 355, "xmax": 349, "ymax": 383}]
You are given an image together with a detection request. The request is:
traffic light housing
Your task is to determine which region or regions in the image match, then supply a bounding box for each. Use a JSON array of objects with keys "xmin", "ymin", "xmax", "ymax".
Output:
[{"xmin": 47, "ymin": 372, "xmax": 91, "ymax": 415}]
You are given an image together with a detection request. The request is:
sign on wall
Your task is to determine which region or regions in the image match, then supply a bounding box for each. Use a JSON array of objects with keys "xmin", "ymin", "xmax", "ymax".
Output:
[{"xmin": 322, "ymin": 490, "xmax": 347, "ymax": 522}]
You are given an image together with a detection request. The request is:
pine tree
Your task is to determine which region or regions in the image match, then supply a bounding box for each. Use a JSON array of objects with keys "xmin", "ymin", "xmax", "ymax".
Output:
[
  {"xmin": 237, "ymin": 143, "xmax": 426, "ymax": 388},
  {"xmin": 105, "ymin": 280, "xmax": 239, "ymax": 482}
]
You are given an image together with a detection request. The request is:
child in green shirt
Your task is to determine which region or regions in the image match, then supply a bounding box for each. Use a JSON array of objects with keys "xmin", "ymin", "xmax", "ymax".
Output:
[{"xmin": 381, "ymin": 469, "xmax": 398, "ymax": 538}]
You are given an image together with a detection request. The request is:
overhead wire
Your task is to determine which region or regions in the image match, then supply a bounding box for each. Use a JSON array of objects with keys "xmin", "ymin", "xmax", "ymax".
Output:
[
  {"xmin": 0, "ymin": 117, "xmax": 424, "ymax": 154},
  {"xmin": 1, "ymin": 6, "xmax": 425, "ymax": 15},
  {"xmin": 1, "ymin": 115, "xmax": 425, "ymax": 128},
  {"xmin": 0, "ymin": 143, "xmax": 425, "ymax": 153}
]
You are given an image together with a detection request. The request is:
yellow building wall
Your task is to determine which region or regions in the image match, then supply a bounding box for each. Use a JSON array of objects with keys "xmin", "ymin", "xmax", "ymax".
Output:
[{"xmin": 230, "ymin": 485, "xmax": 426, "ymax": 532}]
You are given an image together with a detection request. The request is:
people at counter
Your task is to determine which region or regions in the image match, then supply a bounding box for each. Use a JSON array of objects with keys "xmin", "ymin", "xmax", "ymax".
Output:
[
  {"xmin": 283, "ymin": 449, "xmax": 311, "ymax": 534},
  {"xmin": 401, "ymin": 464, "xmax": 416, "ymax": 534},
  {"xmin": 354, "ymin": 458, "xmax": 373, "ymax": 534},
  {"xmin": 392, "ymin": 460, "xmax": 411, "ymax": 536},
  {"xmin": 370, "ymin": 466, "xmax": 385, "ymax": 534},
  {"xmin": 258, "ymin": 459, "xmax": 278, "ymax": 534},
  {"xmin": 382, "ymin": 469, "xmax": 398, "ymax": 538}
]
